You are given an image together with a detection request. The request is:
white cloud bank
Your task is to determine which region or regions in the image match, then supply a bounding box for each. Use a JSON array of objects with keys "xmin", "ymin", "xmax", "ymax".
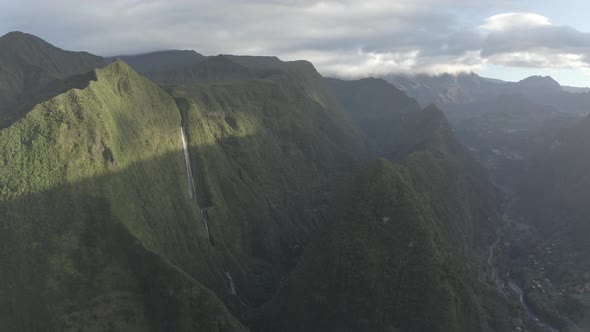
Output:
[
  {"xmin": 480, "ymin": 12, "xmax": 552, "ymax": 32},
  {"xmin": 2, "ymin": 0, "xmax": 590, "ymax": 78}
]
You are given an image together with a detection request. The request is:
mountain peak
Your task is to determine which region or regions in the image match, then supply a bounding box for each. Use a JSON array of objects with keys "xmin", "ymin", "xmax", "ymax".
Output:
[
  {"xmin": 1, "ymin": 30, "xmax": 31, "ymax": 39},
  {"xmin": 96, "ymin": 58, "xmax": 142, "ymax": 80},
  {"xmin": 518, "ymin": 75, "xmax": 561, "ymax": 91},
  {"xmin": 0, "ymin": 31, "xmax": 51, "ymax": 48},
  {"xmin": 0, "ymin": 31, "xmax": 101, "ymax": 63}
]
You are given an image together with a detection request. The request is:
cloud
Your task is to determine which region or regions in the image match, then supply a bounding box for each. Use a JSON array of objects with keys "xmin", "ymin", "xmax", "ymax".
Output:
[
  {"xmin": 480, "ymin": 12, "xmax": 551, "ymax": 32},
  {"xmin": 486, "ymin": 51, "xmax": 588, "ymax": 70},
  {"xmin": 2, "ymin": 0, "xmax": 590, "ymax": 78},
  {"xmin": 479, "ymin": 13, "xmax": 590, "ymax": 73}
]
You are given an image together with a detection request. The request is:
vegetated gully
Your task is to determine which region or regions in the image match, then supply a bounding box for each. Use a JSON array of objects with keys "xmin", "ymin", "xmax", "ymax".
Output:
[{"xmin": 488, "ymin": 206, "xmax": 559, "ymax": 332}]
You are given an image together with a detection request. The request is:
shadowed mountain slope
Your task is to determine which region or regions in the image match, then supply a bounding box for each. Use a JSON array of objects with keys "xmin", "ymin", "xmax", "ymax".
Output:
[
  {"xmin": 255, "ymin": 105, "xmax": 510, "ymax": 332},
  {"xmin": 105, "ymin": 50, "xmax": 205, "ymax": 73}
]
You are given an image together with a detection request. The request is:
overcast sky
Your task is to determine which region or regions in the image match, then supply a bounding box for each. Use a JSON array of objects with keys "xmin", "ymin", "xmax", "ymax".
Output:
[{"xmin": 3, "ymin": 0, "xmax": 590, "ymax": 86}]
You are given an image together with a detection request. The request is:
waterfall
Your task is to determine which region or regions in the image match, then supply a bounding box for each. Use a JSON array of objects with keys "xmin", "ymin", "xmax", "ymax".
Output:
[
  {"xmin": 225, "ymin": 272, "xmax": 247, "ymax": 307},
  {"xmin": 181, "ymin": 127, "xmax": 213, "ymax": 245},
  {"xmin": 225, "ymin": 272, "xmax": 237, "ymax": 295},
  {"xmin": 201, "ymin": 209, "xmax": 213, "ymax": 245},
  {"xmin": 181, "ymin": 127, "xmax": 196, "ymax": 201}
]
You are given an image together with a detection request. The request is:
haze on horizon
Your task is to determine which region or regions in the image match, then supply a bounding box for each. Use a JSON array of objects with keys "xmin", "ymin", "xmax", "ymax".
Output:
[{"xmin": 2, "ymin": 0, "xmax": 590, "ymax": 86}]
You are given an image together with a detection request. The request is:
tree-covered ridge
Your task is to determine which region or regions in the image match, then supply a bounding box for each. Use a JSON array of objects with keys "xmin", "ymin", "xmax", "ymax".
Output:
[{"xmin": 0, "ymin": 60, "xmax": 246, "ymax": 331}]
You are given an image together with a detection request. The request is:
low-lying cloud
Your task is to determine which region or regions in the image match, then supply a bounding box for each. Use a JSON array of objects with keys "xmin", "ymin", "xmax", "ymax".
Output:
[{"xmin": 2, "ymin": 0, "xmax": 590, "ymax": 77}]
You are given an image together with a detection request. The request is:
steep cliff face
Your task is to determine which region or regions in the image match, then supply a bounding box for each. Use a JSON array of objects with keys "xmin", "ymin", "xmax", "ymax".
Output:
[
  {"xmin": 0, "ymin": 60, "xmax": 245, "ymax": 331},
  {"xmin": 522, "ymin": 113, "xmax": 590, "ymax": 257},
  {"xmin": 160, "ymin": 57, "xmax": 365, "ymax": 308}
]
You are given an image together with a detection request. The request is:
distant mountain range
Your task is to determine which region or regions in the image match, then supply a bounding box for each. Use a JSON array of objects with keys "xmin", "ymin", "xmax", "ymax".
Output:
[
  {"xmin": 382, "ymin": 53, "xmax": 590, "ymax": 332},
  {"xmin": 386, "ymin": 72, "xmax": 590, "ymax": 115}
]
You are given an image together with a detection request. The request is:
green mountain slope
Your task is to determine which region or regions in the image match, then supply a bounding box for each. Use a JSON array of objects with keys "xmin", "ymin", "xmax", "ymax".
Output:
[
  {"xmin": 0, "ymin": 31, "xmax": 105, "ymax": 127},
  {"xmin": 531, "ymin": 114, "xmax": 590, "ymax": 235},
  {"xmin": 259, "ymin": 159, "xmax": 482, "ymax": 331},
  {"xmin": 106, "ymin": 50, "xmax": 205, "ymax": 73},
  {"xmin": 146, "ymin": 55, "xmax": 256, "ymax": 84},
  {"xmin": 497, "ymin": 112, "xmax": 590, "ymax": 331},
  {"xmin": 0, "ymin": 60, "xmax": 245, "ymax": 331},
  {"xmin": 256, "ymin": 106, "xmax": 510, "ymax": 332},
  {"xmin": 160, "ymin": 57, "xmax": 364, "ymax": 308},
  {"xmin": 325, "ymin": 77, "xmax": 420, "ymax": 150},
  {"xmin": 395, "ymin": 106, "xmax": 499, "ymax": 256},
  {"xmin": 516, "ymin": 113, "xmax": 590, "ymax": 256},
  {"xmin": 524, "ymin": 112, "xmax": 590, "ymax": 265},
  {"xmin": 0, "ymin": 44, "xmax": 366, "ymax": 330}
]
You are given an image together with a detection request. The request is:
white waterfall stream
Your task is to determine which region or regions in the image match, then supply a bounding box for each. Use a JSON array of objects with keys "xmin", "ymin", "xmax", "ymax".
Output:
[
  {"xmin": 181, "ymin": 127, "xmax": 213, "ymax": 245},
  {"xmin": 181, "ymin": 127, "xmax": 242, "ymax": 302},
  {"xmin": 225, "ymin": 272, "xmax": 237, "ymax": 295},
  {"xmin": 201, "ymin": 209, "xmax": 212, "ymax": 245},
  {"xmin": 181, "ymin": 127, "xmax": 196, "ymax": 201}
]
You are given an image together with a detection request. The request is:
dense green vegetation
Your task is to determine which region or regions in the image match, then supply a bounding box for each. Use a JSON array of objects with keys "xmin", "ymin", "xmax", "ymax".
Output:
[
  {"xmin": 258, "ymin": 159, "xmax": 482, "ymax": 331},
  {"xmin": 105, "ymin": 50, "xmax": 205, "ymax": 73},
  {"xmin": 0, "ymin": 60, "xmax": 245, "ymax": 331},
  {"xmin": 326, "ymin": 77, "xmax": 420, "ymax": 151},
  {"xmin": 0, "ymin": 35, "xmax": 366, "ymax": 330},
  {"xmin": 0, "ymin": 32, "xmax": 517, "ymax": 331},
  {"xmin": 160, "ymin": 58, "xmax": 364, "ymax": 308},
  {"xmin": 255, "ymin": 106, "xmax": 509, "ymax": 332},
  {"xmin": 147, "ymin": 55, "xmax": 257, "ymax": 84}
]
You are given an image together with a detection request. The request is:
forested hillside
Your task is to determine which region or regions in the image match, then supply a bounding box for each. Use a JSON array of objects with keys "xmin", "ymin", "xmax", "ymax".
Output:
[{"xmin": 0, "ymin": 32, "xmax": 513, "ymax": 332}]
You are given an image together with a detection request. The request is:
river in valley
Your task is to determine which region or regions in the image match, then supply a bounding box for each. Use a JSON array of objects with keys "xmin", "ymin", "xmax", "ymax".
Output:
[{"xmin": 488, "ymin": 209, "xmax": 560, "ymax": 332}]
